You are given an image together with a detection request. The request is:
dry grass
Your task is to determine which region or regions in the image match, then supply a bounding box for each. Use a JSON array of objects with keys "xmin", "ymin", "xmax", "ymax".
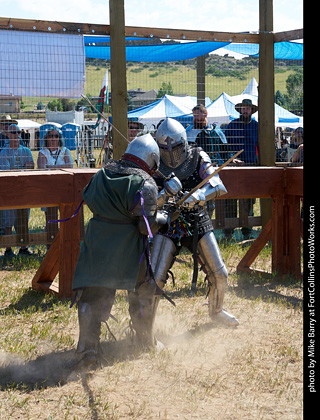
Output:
[{"xmin": 0, "ymin": 240, "xmax": 303, "ymax": 420}]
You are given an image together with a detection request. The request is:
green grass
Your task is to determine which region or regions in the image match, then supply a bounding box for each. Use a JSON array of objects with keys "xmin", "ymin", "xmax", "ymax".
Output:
[{"xmin": 85, "ymin": 63, "xmax": 295, "ymax": 100}]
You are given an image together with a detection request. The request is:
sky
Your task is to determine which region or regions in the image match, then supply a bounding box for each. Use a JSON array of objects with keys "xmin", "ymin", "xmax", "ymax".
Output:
[{"xmin": 0, "ymin": 0, "xmax": 303, "ymax": 34}]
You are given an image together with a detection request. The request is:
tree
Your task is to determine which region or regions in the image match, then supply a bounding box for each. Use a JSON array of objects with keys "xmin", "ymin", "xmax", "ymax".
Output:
[
  {"xmin": 285, "ymin": 70, "xmax": 303, "ymax": 115},
  {"xmin": 47, "ymin": 99, "xmax": 63, "ymax": 111},
  {"xmin": 274, "ymin": 90, "xmax": 287, "ymax": 108},
  {"xmin": 37, "ymin": 101, "xmax": 45, "ymax": 110},
  {"xmin": 156, "ymin": 82, "xmax": 174, "ymax": 98}
]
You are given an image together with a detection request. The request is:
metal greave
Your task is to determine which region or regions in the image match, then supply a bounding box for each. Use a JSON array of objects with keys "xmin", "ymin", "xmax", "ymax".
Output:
[
  {"xmin": 151, "ymin": 234, "xmax": 177, "ymax": 288},
  {"xmin": 197, "ymin": 231, "xmax": 228, "ymax": 316}
]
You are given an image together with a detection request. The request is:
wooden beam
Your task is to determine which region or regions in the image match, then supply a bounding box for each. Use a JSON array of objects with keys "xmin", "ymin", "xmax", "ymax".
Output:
[
  {"xmin": 274, "ymin": 28, "xmax": 303, "ymax": 43},
  {"xmin": 197, "ymin": 55, "xmax": 206, "ymax": 106},
  {"xmin": 32, "ymin": 231, "xmax": 60, "ymax": 292},
  {"xmin": 58, "ymin": 203, "xmax": 81, "ymax": 297},
  {"xmin": 0, "ymin": 168, "xmax": 304, "ymax": 209},
  {"xmin": 258, "ymin": 0, "xmax": 275, "ymax": 167},
  {"xmin": 0, "ymin": 17, "xmax": 261, "ymax": 43},
  {"xmin": 109, "ymin": 0, "xmax": 128, "ymax": 159},
  {"xmin": 237, "ymin": 218, "xmax": 272, "ymax": 275}
]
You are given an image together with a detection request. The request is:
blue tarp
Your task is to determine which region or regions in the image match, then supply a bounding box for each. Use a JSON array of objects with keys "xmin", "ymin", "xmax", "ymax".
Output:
[
  {"xmin": 85, "ymin": 41, "xmax": 230, "ymax": 62},
  {"xmin": 84, "ymin": 35, "xmax": 303, "ymax": 61},
  {"xmin": 223, "ymin": 41, "xmax": 303, "ymax": 60}
]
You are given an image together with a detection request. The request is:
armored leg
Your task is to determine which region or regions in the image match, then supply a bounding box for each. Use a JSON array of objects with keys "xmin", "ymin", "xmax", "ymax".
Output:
[
  {"xmin": 198, "ymin": 231, "xmax": 239, "ymax": 326},
  {"xmin": 76, "ymin": 287, "xmax": 116, "ymax": 366},
  {"xmin": 128, "ymin": 254, "xmax": 158, "ymax": 348},
  {"xmin": 129, "ymin": 235, "xmax": 177, "ymax": 348},
  {"xmin": 151, "ymin": 234, "xmax": 177, "ymax": 337},
  {"xmin": 151, "ymin": 234, "xmax": 177, "ymax": 289}
]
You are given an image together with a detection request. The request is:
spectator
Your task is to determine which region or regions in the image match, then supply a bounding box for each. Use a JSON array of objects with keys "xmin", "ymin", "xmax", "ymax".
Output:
[
  {"xmin": 288, "ymin": 127, "xmax": 303, "ymax": 166},
  {"xmin": 37, "ymin": 128, "xmax": 73, "ymax": 249},
  {"xmin": 0, "ymin": 124, "xmax": 34, "ymax": 257},
  {"xmin": 186, "ymin": 104, "xmax": 230, "ymax": 218},
  {"xmin": 186, "ymin": 104, "xmax": 229, "ymax": 164},
  {"xmin": 24, "ymin": 130, "xmax": 31, "ymax": 148},
  {"xmin": 223, "ymin": 99, "xmax": 259, "ymax": 240},
  {"xmin": 225, "ymin": 98, "xmax": 259, "ymax": 165},
  {"xmin": 0, "ymin": 115, "xmax": 18, "ymax": 151},
  {"xmin": 37, "ymin": 128, "xmax": 73, "ymax": 169},
  {"xmin": 128, "ymin": 118, "xmax": 144, "ymax": 142}
]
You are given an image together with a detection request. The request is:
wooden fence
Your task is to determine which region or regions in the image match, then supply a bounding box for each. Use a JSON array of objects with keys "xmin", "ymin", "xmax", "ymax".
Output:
[{"xmin": 0, "ymin": 166, "xmax": 303, "ymax": 297}]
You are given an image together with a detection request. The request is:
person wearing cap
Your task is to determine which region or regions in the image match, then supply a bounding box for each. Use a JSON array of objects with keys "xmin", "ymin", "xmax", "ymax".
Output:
[
  {"xmin": 0, "ymin": 115, "xmax": 18, "ymax": 151},
  {"xmin": 128, "ymin": 118, "xmax": 144, "ymax": 142},
  {"xmin": 223, "ymin": 98, "xmax": 259, "ymax": 240},
  {"xmin": 0, "ymin": 124, "xmax": 34, "ymax": 257}
]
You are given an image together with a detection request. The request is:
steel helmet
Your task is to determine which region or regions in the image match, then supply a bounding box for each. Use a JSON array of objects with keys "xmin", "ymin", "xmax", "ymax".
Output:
[
  {"xmin": 122, "ymin": 133, "xmax": 160, "ymax": 174},
  {"xmin": 156, "ymin": 118, "xmax": 188, "ymax": 168}
]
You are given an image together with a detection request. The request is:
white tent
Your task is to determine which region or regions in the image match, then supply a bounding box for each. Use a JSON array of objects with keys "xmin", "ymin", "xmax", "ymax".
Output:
[
  {"xmin": 127, "ymin": 94, "xmax": 211, "ymax": 130},
  {"xmin": 16, "ymin": 119, "xmax": 41, "ymax": 149},
  {"xmin": 203, "ymin": 78, "xmax": 303, "ymax": 128}
]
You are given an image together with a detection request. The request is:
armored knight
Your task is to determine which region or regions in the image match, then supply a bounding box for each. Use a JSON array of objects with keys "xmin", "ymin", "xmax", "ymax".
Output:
[
  {"xmin": 72, "ymin": 134, "xmax": 181, "ymax": 367},
  {"xmin": 152, "ymin": 118, "xmax": 239, "ymax": 326}
]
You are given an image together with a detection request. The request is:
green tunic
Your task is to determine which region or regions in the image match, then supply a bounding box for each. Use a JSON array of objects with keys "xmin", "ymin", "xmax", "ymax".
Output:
[{"xmin": 72, "ymin": 167, "xmax": 146, "ymax": 291}]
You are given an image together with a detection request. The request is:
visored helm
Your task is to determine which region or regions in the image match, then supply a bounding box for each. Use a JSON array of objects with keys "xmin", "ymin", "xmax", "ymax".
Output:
[
  {"xmin": 122, "ymin": 133, "xmax": 160, "ymax": 174},
  {"xmin": 156, "ymin": 118, "xmax": 188, "ymax": 168}
]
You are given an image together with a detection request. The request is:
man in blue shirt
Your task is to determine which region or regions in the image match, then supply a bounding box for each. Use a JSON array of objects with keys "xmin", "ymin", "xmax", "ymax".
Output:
[
  {"xmin": 186, "ymin": 104, "xmax": 230, "ymax": 165},
  {"xmin": 225, "ymin": 99, "xmax": 258, "ymax": 165},
  {"xmin": 223, "ymin": 99, "xmax": 258, "ymax": 240}
]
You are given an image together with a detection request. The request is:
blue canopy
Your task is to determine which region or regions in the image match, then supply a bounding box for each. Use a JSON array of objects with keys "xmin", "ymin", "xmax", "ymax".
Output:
[
  {"xmin": 85, "ymin": 40, "xmax": 229, "ymax": 62},
  {"xmin": 84, "ymin": 35, "xmax": 303, "ymax": 61},
  {"xmin": 223, "ymin": 41, "xmax": 303, "ymax": 60}
]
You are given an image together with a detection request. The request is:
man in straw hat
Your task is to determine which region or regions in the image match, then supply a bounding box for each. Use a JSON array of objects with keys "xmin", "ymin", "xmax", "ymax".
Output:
[{"xmin": 223, "ymin": 98, "xmax": 259, "ymax": 240}]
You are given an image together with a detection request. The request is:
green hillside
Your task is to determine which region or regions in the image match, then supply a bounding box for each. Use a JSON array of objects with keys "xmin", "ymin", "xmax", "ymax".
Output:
[{"xmin": 85, "ymin": 54, "xmax": 299, "ymax": 101}]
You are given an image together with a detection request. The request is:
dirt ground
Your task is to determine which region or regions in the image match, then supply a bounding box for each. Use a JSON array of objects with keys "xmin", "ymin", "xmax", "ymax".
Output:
[{"xmin": 0, "ymin": 262, "xmax": 303, "ymax": 420}]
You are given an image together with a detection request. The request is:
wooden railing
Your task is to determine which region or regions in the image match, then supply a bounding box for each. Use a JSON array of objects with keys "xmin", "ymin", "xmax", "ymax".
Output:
[{"xmin": 0, "ymin": 167, "xmax": 303, "ymax": 297}]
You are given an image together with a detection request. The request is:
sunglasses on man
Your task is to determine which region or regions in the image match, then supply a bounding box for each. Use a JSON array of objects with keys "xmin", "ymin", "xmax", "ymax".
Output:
[
  {"xmin": 48, "ymin": 133, "xmax": 60, "ymax": 138},
  {"xmin": 9, "ymin": 130, "xmax": 21, "ymax": 135}
]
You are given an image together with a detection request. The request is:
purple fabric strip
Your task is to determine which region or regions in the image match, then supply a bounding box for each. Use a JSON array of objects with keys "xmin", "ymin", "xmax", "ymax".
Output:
[
  {"xmin": 139, "ymin": 190, "xmax": 153, "ymax": 239},
  {"xmin": 48, "ymin": 200, "xmax": 84, "ymax": 223}
]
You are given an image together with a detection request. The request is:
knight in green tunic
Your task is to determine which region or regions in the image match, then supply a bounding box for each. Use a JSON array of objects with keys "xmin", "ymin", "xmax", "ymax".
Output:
[{"xmin": 72, "ymin": 135, "xmax": 178, "ymax": 367}]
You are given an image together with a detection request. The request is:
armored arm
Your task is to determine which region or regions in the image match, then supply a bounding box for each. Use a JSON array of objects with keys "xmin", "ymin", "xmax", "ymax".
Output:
[
  {"xmin": 182, "ymin": 151, "xmax": 227, "ymax": 208},
  {"xmin": 157, "ymin": 174, "xmax": 182, "ymax": 209},
  {"xmin": 131, "ymin": 179, "xmax": 170, "ymax": 235}
]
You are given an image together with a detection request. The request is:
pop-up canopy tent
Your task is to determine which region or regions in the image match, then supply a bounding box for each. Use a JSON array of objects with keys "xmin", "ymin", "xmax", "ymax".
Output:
[
  {"xmin": 177, "ymin": 78, "xmax": 303, "ymax": 128},
  {"xmin": 126, "ymin": 94, "xmax": 211, "ymax": 129},
  {"xmin": 228, "ymin": 78, "xmax": 303, "ymax": 128}
]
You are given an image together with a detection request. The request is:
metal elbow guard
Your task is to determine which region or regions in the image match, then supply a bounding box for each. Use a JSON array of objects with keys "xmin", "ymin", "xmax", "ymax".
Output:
[{"xmin": 199, "ymin": 180, "xmax": 227, "ymax": 201}]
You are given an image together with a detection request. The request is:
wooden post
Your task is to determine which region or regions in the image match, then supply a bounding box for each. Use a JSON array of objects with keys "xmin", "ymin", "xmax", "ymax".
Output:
[
  {"xmin": 197, "ymin": 55, "xmax": 206, "ymax": 106},
  {"xmin": 271, "ymin": 194, "xmax": 301, "ymax": 278},
  {"xmin": 109, "ymin": 0, "xmax": 128, "ymax": 159},
  {"xmin": 58, "ymin": 203, "xmax": 81, "ymax": 297},
  {"xmin": 259, "ymin": 0, "xmax": 275, "ymax": 227}
]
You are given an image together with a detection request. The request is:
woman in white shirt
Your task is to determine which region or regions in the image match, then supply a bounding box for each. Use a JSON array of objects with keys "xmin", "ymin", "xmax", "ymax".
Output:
[
  {"xmin": 37, "ymin": 129, "xmax": 73, "ymax": 169},
  {"xmin": 37, "ymin": 128, "xmax": 74, "ymax": 249}
]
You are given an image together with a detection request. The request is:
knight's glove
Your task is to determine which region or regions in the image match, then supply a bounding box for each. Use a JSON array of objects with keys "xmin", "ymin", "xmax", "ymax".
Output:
[
  {"xmin": 163, "ymin": 175, "xmax": 182, "ymax": 196},
  {"xmin": 158, "ymin": 175, "xmax": 182, "ymax": 208},
  {"xmin": 181, "ymin": 190, "xmax": 206, "ymax": 209}
]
